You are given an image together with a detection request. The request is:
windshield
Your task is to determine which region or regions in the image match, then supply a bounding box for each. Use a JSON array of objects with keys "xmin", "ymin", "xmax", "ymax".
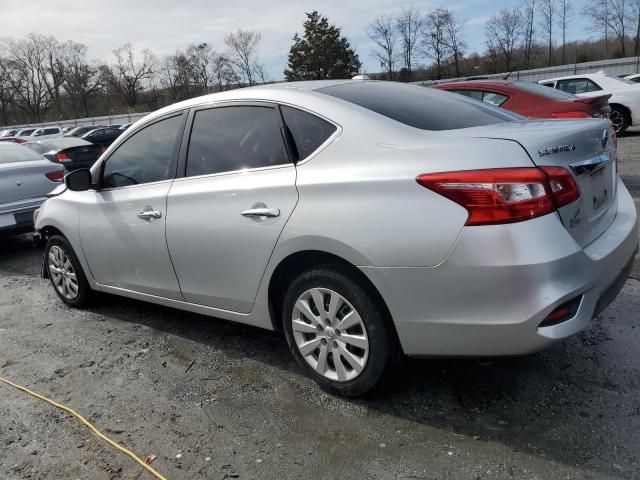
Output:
[
  {"xmin": 0, "ymin": 144, "xmax": 45, "ymax": 164},
  {"xmin": 513, "ymin": 81, "xmax": 578, "ymax": 99},
  {"xmin": 317, "ymin": 81, "xmax": 521, "ymax": 131}
]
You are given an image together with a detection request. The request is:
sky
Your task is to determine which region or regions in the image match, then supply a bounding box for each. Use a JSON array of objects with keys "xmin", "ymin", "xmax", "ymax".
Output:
[{"xmin": 0, "ymin": 0, "xmax": 594, "ymax": 80}]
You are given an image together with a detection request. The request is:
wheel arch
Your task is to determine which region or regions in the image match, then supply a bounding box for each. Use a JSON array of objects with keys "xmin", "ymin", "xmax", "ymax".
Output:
[{"xmin": 266, "ymin": 249, "xmax": 399, "ymax": 345}]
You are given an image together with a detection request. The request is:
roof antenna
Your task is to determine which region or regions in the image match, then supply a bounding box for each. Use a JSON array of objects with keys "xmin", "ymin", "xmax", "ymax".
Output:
[{"xmin": 503, "ymin": 71, "xmax": 514, "ymax": 80}]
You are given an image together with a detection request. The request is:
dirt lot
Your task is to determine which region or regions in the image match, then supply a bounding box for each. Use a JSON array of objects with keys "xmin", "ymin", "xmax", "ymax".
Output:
[{"xmin": 1, "ymin": 133, "xmax": 640, "ymax": 480}]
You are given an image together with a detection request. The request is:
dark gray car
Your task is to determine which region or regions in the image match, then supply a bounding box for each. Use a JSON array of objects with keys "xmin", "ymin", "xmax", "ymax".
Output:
[{"xmin": 24, "ymin": 138, "xmax": 103, "ymax": 171}]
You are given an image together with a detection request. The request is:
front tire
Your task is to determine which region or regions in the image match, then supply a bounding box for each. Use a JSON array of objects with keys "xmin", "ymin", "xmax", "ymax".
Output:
[
  {"xmin": 45, "ymin": 235, "xmax": 91, "ymax": 307},
  {"xmin": 282, "ymin": 265, "xmax": 398, "ymax": 396}
]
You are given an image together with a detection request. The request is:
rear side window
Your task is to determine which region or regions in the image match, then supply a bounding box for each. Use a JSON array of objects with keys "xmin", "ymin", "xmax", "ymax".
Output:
[
  {"xmin": 556, "ymin": 78, "xmax": 602, "ymax": 94},
  {"xmin": 281, "ymin": 106, "xmax": 336, "ymax": 161},
  {"xmin": 102, "ymin": 114, "xmax": 182, "ymax": 188},
  {"xmin": 43, "ymin": 128, "xmax": 59, "ymax": 135},
  {"xmin": 317, "ymin": 82, "xmax": 520, "ymax": 131},
  {"xmin": 186, "ymin": 106, "xmax": 288, "ymax": 177},
  {"xmin": 452, "ymin": 90, "xmax": 508, "ymax": 106}
]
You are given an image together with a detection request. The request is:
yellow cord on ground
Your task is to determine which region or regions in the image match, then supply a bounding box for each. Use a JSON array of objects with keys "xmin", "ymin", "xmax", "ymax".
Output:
[{"xmin": 0, "ymin": 376, "xmax": 168, "ymax": 480}]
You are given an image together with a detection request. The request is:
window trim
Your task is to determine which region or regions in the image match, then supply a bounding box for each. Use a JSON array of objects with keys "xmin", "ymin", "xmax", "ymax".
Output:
[
  {"xmin": 96, "ymin": 111, "xmax": 187, "ymax": 191},
  {"xmin": 177, "ymin": 101, "xmax": 294, "ymax": 179}
]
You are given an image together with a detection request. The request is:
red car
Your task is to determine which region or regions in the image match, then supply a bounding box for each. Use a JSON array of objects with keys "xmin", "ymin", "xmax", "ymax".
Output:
[
  {"xmin": 433, "ymin": 79, "xmax": 611, "ymax": 119},
  {"xmin": 0, "ymin": 136, "xmax": 26, "ymax": 144}
]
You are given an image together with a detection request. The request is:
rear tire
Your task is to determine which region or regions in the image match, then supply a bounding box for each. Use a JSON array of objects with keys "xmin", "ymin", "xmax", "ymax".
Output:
[
  {"xmin": 45, "ymin": 235, "xmax": 91, "ymax": 308},
  {"xmin": 282, "ymin": 265, "xmax": 399, "ymax": 396},
  {"xmin": 610, "ymin": 105, "xmax": 629, "ymax": 134}
]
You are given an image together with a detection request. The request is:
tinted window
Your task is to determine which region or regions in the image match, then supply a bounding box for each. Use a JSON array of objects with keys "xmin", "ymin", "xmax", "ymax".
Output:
[
  {"xmin": 281, "ymin": 106, "xmax": 336, "ymax": 160},
  {"xmin": 0, "ymin": 144, "xmax": 45, "ymax": 163},
  {"xmin": 482, "ymin": 92, "xmax": 508, "ymax": 106},
  {"xmin": 102, "ymin": 114, "xmax": 182, "ymax": 188},
  {"xmin": 317, "ymin": 82, "xmax": 520, "ymax": 131},
  {"xmin": 186, "ymin": 106, "xmax": 288, "ymax": 177},
  {"xmin": 513, "ymin": 81, "xmax": 576, "ymax": 99},
  {"xmin": 556, "ymin": 78, "xmax": 602, "ymax": 94},
  {"xmin": 43, "ymin": 128, "xmax": 59, "ymax": 134}
]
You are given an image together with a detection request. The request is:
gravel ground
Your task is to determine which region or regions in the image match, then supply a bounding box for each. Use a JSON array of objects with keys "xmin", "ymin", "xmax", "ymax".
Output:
[{"xmin": 1, "ymin": 134, "xmax": 639, "ymax": 480}]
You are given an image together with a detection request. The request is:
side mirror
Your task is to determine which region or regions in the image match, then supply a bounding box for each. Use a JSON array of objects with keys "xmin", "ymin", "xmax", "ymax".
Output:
[{"xmin": 65, "ymin": 168, "xmax": 92, "ymax": 192}]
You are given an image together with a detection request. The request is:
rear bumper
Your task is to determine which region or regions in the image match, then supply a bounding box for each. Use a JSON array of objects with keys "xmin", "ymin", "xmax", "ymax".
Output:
[
  {"xmin": 361, "ymin": 177, "xmax": 638, "ymax": 357},
  {"xmin": 0, "ymin": 198, "xmax": 45, "ymax": 232}
]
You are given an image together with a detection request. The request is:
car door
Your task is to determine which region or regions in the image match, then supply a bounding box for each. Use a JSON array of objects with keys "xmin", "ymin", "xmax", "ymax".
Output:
[
  {"xmin": 165, "ymin": 103, "xmax": 299, "ymax": 313},
  {"xmin": 79, "ymin": 112, "xmax": 187, "ymax": 299}
]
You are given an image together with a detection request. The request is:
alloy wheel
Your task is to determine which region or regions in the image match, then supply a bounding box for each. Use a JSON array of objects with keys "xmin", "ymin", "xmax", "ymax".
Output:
[
  {"xmin": 48, "ymin": 245, "xmax": 79, "ymax": 300},
  {"xmin": 609, "ymin": 109, "xmax": 624, "ymax": 133},
  {"xmin": 291, "ymin": 288, "xmax": 369, "ymax": 382}
]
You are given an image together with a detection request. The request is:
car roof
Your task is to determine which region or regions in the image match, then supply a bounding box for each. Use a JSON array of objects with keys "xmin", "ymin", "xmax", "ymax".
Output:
[{"xmin": 540, "ymin": 73, "xmax": 608, "ymax": 83}]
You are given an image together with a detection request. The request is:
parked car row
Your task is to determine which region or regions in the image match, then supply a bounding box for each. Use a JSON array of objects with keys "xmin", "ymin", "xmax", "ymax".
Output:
[{"xmin": 434, "ymin": 71, "xmax": 640, "ymax": 135}]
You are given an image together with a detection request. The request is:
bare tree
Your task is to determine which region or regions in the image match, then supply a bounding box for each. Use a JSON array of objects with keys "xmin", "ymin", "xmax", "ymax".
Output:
[
  {"xmin": 224, "ymin": 30, "xmax": 262, "ymax": 86},
  {"xmin": 559, "ymin": 0, "xmax": 572, "ymax": 63},
  {"xmin": 396, "ymin": 6, "xmax": 423, "ymax": 80},
  {"xmin": 0, "ymin": 35, "xmax": 53, "ymax": 122},
  {"xmin": 522, "ymin": 0, "xmax": 536, "ymax": 69},
  {"xmin": 485, "ymin": 8, "xmax": 524, "ymax": 72},
  {"xmin": 186, "ymin": 43, "xmax": 212, "ymax": 94},
  {"xmin": 422, "ymin": 8, "xmax": 452, "ymax": 79},
  {"xmin": 367, "ymin": 15, "xmax": 398, "ymax": 80},
  {"xmin": 443, "ymin": 10, "xmax": 468, "ymax": 77},
  {"xmin": 60, "ymin": 42, "xmax": 101, "ymax": 117},
  {"xmin": 608, "ymin": 0, "xmax": 632, "ymax": 56},
  {"xmin": 0, "ymin": 57, "xmax": 15, "ymax": 125},
  {"xmin": 103, "ymin": 44, "xmax": 156, "ymax": 108},
  {"xmin": 540, "ymin": 0, "xmax": 557, "ymax": 66},
  {"xmin": 160, "ymin": 51, "xmax": 193, "ymax": 101},
  {"xmin": 633, "ymin": 0, "xmax": 640, "ymax": 56},
  {"xmin": 583, "ymin": 0, "xmax": 610, "ymax": 55},
  {"xmin": 210, "ymin": 53, "xmax": 239, "ymax": 91}
]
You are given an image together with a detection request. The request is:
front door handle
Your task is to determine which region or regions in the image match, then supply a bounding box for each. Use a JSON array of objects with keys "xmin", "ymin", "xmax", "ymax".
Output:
[
  {"xmin": 241, "ymin": 207, "xmax": 280, "ymax": 218},
  {"xmin": 137, "ymin": 206, "xmax": 162, "ymax": 220}
]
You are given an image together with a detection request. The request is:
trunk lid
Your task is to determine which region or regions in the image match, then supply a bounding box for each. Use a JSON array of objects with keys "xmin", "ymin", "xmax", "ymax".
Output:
[
  {"xmin": 0, "ymin": 160, "xmax": 63, "ymax": 205},
  {"xmin": 573, "ymin": 94, "xmax": 611, "ymax": 118},
  {"xmin": 448, "ymin": 118, "xmax": 617, "ymax": 247}
]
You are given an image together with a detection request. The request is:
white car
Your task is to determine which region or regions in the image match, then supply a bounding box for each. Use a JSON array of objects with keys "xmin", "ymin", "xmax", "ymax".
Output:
[
  {"xmin": 30, "ymin": 126, "xmax": 63, "ymax": 140},
  {"xmin": 539, "ymin": 73, "xmax": 640, "ymax": 133},
  {"xmin": 623, "ymin": 73, "xmax": 640, "ymax": 84}
]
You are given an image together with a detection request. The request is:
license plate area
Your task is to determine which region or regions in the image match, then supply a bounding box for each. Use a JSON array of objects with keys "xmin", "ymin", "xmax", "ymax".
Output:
[{"xmin": 14, "ymin": 211, "xmax": 34, "ymax": 225}]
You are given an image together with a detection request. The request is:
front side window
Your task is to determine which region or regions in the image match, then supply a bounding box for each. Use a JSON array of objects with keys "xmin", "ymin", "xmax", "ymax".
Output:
[
  {"xmin": 102, "ymin": 114, "xmax": 182, "ymax": 188},
  {"xmin": 281, "ymin": 106, "xmax": 336, "ymax": 161},
  {"xmin": 43, "ymin": 128, "xmax": 59, "ymax": 135},
  {"xmin": 186, "ymin": 106, "xmax": 288, "ymax": 177}
]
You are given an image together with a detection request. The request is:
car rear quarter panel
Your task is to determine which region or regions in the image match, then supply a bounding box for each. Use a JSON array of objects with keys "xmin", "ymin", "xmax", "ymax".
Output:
[{"xmin": 277, "ymin": 121, "xmax": 538, "ymax": 269}]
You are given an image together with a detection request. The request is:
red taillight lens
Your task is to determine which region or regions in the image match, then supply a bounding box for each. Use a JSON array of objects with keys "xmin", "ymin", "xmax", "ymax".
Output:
[
  {"xmin": 540, "ymin": 166, "xmax": 580, "ymax": 207},
  {"xmin": 55, "ymin": 152, "xmax": 71, "ymax": 162},
  {"xmin": 416, "ymin": 167, "xmax": 580, "ymax": 226},
  {"xmin": 45, "ymin": 170, "xmax": 64, "ymax": 182},
  {"xmin": 550, "ymin": 111, "xmax": 591, "ymax": 119}
]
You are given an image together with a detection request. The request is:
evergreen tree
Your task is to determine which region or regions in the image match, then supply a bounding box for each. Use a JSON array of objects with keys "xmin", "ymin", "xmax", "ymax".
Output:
[{"xmin": 284, "ymin": 11, "xmax": 361, "ymax": 80}]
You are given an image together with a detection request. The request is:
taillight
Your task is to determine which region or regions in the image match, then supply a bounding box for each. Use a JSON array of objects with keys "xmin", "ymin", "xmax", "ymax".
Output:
[
  {"xmin": 550, "ymin": 111, "xmax": 591, "ymax": 119},
  {"xmin": 416, "ymin": 167, "xmax": 580, "ymax": 226},
  {"xmin": 45, "ymin": 170, "xmax": 64, "ymax": 182},
  {"xmin": 55, "ymin": 152, "xmax": 71, "ymax": 162}
]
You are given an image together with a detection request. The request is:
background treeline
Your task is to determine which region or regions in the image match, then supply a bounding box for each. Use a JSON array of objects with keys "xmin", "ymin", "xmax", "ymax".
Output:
[{"xmin": 2, "ymin": 0, "xmax": 640, "ymax": 125}]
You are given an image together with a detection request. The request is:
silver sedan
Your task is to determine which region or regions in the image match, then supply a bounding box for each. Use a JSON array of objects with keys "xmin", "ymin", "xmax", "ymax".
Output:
[{"xmin": 34, "ymin": 81, "xmax": 638, "ymax": 395}]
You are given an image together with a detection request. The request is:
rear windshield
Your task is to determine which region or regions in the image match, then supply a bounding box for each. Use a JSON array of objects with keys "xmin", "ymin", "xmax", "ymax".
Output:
[
  {"xmin": 0, "ymin": 144, "xmax": 44, "ymax": 164},
  {"xmin": 316, "ymin": 82, "xmax": 521, "ymax": 131},
  {"xmin": 512, "ymin": 81, "xmax": 577, "ymax": 99}
]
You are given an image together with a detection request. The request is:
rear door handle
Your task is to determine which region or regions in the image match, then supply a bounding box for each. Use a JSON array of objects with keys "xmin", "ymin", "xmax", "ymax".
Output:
[
  {"xmin": 137, "ymin": 207, "xmax": 162, "ymax": 220},
  {"xmin": 241, "ymin": 207, "xmax": 280, "ymax": 218}
]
